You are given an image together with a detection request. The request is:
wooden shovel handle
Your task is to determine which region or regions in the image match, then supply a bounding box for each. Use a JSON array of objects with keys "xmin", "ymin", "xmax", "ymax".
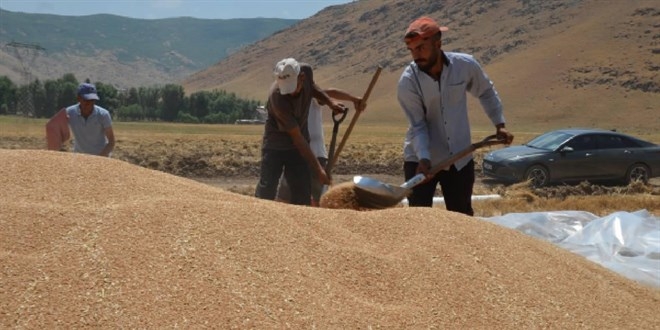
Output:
[
  {"xmin": 328, "ymin": 66, "xmax": 383, "ymax": 170},
  {"xmin": 427, "ymin": 135, "xmax": 506, "ymax": 175}
]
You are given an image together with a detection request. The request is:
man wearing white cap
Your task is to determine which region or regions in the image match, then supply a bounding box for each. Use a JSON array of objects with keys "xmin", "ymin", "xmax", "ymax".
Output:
[
  {"xmin": 46, "ymin": 82, "xmax": 115, "ymax": 156},
  {"xmin": 255, "ymin": 58, "xmax": 363, "ymax": 206}
]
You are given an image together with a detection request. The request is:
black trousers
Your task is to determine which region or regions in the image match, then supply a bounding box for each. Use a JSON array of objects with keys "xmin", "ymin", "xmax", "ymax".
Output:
[
  {"xmin": 403, "ymin": 159, "xmax": 475, "ymax": 216},
  {"xmin": 255, "ymin": 148, "xmax": 311, "ymax": 205}
]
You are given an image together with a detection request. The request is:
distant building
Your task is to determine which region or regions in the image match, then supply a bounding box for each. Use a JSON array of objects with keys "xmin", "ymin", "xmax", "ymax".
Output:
[{"xmin": 235, "ymin": 105, "xmax": 267, "ymax": 125}]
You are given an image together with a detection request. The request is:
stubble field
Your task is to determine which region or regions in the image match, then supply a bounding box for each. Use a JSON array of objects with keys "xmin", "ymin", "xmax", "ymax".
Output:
[{"xmin": 1, "ymin": 116, "xmax": 658, "ymax": 216}]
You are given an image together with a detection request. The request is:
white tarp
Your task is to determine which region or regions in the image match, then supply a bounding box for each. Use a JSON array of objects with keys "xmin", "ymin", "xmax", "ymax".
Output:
[{"xmin": 481, "ymin": 210, "xmax": 660, "ymax": 288}]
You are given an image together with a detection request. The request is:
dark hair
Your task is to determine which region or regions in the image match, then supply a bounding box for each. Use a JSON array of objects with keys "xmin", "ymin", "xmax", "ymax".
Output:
[
  {"xmin": 405, "ymin": 31, "xmax": 442, "ymax": 41},
  {"xmin": 404, "ymin": 31, "xmax": 419, "ymax": 39}
]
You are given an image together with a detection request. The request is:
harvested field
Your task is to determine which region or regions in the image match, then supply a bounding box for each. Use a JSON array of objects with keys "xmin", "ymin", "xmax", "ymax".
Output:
[
  {"xmin": 2, "ymin": 132, "xmax": 659, "ymax": 216},
  {"xmin": 1, "ymin": 149, "xmax": 659, "ymax": 328}
]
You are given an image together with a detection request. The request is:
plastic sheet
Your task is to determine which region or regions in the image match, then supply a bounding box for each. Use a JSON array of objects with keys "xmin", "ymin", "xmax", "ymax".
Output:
[
  {"xmin": 401, "ymin": 194, "xmax": 501, "ymax": 205},
  {"xmin": 481, "ymin": 210, "xmax": 660, "ymax": 288}
]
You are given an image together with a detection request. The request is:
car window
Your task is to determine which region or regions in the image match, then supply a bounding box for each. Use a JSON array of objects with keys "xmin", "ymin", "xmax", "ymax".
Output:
[
  {"xmin": 565, "ymin": 134, "xmax": 597, "ymax": 151},
  {"xmin": 596, "ymin": 134, "xmax": 639, "ymax": 149},
  {"xmin": 618, "ymin": 136, "xmax": 642, "ymax": 148},
  {"xmin": 527, "ymin": 131, "xmax": 574, "ymax": 150}
]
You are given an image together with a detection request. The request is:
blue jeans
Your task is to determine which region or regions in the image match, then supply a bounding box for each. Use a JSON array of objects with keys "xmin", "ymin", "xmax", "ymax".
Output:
[
  {"xmin": 403, "ymin": 159, "xmax": 475, "ymax": 216},
  {"xmin": 255, "ymin": 148, "xmax": 312, "ymax": 205}
]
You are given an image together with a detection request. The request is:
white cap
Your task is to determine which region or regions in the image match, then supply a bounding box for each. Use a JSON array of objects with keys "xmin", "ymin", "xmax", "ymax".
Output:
[{"xmin": 273, "ymin": 58, "xmax": 300, "ymax": 95}]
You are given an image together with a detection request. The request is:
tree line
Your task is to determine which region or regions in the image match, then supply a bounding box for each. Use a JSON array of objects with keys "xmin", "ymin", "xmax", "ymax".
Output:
[{"xmin": 0, "ymin": 74, "xmax": 263, "ymax": 124}]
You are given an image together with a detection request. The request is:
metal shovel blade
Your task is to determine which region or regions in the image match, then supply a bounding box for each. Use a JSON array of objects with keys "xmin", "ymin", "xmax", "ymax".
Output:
[
  {"xmin": 352, "ymin": 135, "xmax": 507, "ymax": 209},
  {"xmin": 352, "ymin": 175, "xmax": 411, "ymax": 209}
]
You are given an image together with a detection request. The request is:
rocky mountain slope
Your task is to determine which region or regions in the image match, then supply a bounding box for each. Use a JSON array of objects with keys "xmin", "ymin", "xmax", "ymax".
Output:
[
  {"xmin": 0, "ymin": 9, "xmax": 297, "ymax": 88},
  {"xmin": 183, "ymin": 0, "xmax": 659, "ymax": 133}
]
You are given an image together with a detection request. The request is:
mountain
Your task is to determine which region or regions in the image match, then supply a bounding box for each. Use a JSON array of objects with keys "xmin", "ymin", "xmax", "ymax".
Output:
[
  {"xmin": 0, "ymin": 9, "xmax": 297, "ymax": 88},
  {"xmin": 182, "ymin": 0, "xmax": 660, "ymax": 134}
]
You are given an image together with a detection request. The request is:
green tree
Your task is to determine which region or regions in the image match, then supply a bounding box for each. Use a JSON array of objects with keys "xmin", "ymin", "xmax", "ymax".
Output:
[
  {"xmin": 57, "ymin": 81, "xmax": 77, "ymax": 110},
  {"xmin": 43, "ymin": 80, "xmax": 61, "ymax": 117},
  {"xmin": 0, "ymin": 76, "xmax": 17, "ymax": 115},
  {"xmin": 176, "ymin": 111, "xmax": 199, "ymax": 123},
  {"xmin": 160, "ymin": 84, "xmax": 185, "ymax": 121},
  {"xmin": 138, "ymin": 86, "xmax": 160, "ymax": 121},
  {"xmin": 188, "ymin": 90, "xmax": 211, "ymax": 119},
  {"xmin": 60, "ymin": 73, "xmax": 78, "ymax": 86},
  {"xmin": 125, "ymin": 87, "xmax": 139, "ymax": 106},
  {"xmin": 27, "ymin": 79, "xmax": 47, "ymax": 118},
  {"xmin": 115, "ymin": 104, "xmax": 144, "ymax": 121},
  {"xmin": 94, "ymin": 82, "xmax": 119, "ymax": 114}
]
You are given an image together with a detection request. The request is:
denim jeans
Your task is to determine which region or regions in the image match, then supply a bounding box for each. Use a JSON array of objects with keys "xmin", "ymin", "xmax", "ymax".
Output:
[{"xmin": 255, "ymin": 148, "xmax": 312, "ymax": 205}]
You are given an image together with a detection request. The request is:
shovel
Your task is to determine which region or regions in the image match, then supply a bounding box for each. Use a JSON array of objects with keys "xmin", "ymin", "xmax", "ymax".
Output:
[
  {"xmin": 327, "ymin": 65, "xmax": 383, "ymax": 170},
  {"xmin": 320, "ymin": 66, "xmax": 383, "ymax": 196},
  {"xmin": 352, "ymin": 135, "xmax": 507, "ymax": 209},
  {"xmin": 320, "ymin": 108, "xmax": 348, "ymax": 195}
]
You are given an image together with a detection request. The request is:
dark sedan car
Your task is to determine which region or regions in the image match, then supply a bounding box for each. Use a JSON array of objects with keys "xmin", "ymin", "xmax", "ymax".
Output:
[{"xmin": 482, "ymin": 128, "xmax": 660, "ymax": 187}]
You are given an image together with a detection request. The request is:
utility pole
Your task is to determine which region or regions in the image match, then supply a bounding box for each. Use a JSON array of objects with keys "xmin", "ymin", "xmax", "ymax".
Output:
[{"xmin": 5, "ymin": 41, "xmax": 46, "ymax": 116}]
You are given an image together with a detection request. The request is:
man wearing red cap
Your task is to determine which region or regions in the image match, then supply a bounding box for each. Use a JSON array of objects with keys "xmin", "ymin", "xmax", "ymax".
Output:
[{"xmin": 397, "ymin": 16, "xmax": 514, "ymax": 215}]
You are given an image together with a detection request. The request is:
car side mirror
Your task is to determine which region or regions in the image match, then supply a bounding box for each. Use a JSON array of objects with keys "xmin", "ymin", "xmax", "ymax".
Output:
[{"xmin": 560, "ymin": 146, "xmax": 574, "ymax": 153}]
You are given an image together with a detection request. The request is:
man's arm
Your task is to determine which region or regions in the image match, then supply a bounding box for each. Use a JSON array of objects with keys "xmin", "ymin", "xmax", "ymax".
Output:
[
  {"xmin": 467, "ymin": 59, "xmax": 514, "ymax": 145},
  {"xmin": 45, "ymin": 109, "xmax": 70, "ymax": 151},
  {"xmin": 99, "ymin": 127, "xmax": 115, "ymax": 157},
  {"xmin": 397, "ymin": 74, "xmax": 431, "ymax": 162},
  {"xmin": 286, "ymin": 126, "xmax": 330, "ymax": 185},
  {"xmin": 465, "ymin": 55, "xmax": 507, "ymax": 129},
  {"xmin": 324, "ymin": 88, "xmax": 365, "ymax": 112},
  {"xmin": 311, "ymin": 84, "xmax": 347, "ymax": 115}
]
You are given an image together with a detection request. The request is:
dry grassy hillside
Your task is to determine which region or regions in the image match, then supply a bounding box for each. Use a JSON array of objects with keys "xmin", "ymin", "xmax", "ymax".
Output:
[{"xmin": 183, "ymin": 0, "xmax": 659, "ymax": 134}]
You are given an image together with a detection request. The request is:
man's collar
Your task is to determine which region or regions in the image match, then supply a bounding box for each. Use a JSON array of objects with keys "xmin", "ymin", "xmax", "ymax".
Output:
[
  {"xmin": 440, "ymin": 50, "xmax": 450, "ymax": 66},
  {"xmin": 414, "ymin": 51, "xmax": 450, "ymax": 80}
]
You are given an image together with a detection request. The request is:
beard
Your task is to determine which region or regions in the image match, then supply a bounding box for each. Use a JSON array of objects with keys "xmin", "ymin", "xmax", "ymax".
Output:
[{"xmin": 415, "ymin": 49, "xmax": 439, "ymax": 73}]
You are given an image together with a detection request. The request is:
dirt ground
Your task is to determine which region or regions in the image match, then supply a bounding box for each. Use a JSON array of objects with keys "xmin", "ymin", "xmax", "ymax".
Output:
[
  {"xmin": 195, "ymin": 173, "xmax": 503, "ymax": 197},
  {"xmin": 196, "ymin": 173, "xmax": 660, "ymax": 200},
  {"xmin": 1, "ymin": 134, "xmax": 658, "ymax": 215}
]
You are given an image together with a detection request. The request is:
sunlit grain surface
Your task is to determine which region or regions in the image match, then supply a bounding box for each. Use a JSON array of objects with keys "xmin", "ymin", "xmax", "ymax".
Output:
[{"xmin": 1, "ymin": 149, "xmax": 659, "ymax": 328}]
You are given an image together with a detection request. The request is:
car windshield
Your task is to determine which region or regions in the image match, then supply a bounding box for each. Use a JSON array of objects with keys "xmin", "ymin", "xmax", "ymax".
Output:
[{"xmin": 525, "ymin": 131, "xmax": 576, "ymax": 150}]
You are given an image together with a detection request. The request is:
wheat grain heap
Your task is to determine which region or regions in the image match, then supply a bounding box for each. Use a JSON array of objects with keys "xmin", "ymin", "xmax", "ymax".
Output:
[{"xmin": 2, "ymin": 149, "xmax": 659, "ymax": 328}]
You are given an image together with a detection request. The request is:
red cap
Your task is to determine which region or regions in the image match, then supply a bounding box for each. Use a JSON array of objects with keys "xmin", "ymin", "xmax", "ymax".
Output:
[{"xmin": 404, "ymin": 16, "xmax": 448, "ymax": 42}]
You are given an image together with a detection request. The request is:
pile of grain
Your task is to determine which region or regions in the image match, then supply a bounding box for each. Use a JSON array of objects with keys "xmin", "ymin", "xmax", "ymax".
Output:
[{"xmin": 1, "ymin": 149, "xmax": 658, "ymax": 328}]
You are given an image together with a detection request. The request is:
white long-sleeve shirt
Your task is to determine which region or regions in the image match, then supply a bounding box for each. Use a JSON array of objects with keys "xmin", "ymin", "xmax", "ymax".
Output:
[
  {"xmin": 307, "ymin": 99, "xmax": 327, "ymax": 158},
  {"xmin": 397, "ymin": 51, "xmax": 505, "ymax": 170}
]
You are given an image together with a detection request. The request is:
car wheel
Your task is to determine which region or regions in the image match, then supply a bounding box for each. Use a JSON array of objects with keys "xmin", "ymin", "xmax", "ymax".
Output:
[
  {"xmin": 626, "ymin": 163, "xmax": 650, "ymax": 184},
  {"xmin": 525, "ymin": 165, "xmax": 549, "ymax": 187}
]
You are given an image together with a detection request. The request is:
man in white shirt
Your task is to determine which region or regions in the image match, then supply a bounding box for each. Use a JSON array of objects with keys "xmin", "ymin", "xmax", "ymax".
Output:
[{"xmin": 397, "ymin": 16, "xmax": 514, "ymax": 215}]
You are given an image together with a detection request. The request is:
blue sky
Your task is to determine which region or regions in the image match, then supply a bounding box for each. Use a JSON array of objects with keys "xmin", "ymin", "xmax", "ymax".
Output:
[{"xmin": 0, "ymin": 0, "xmax": 354, "ymax": 20}]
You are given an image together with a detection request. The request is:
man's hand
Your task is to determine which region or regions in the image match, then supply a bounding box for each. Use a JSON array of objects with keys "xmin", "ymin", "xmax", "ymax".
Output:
[
  {"xmin": 416, "ymin": 158, "xmax": 433, "ymax": 179},
  {"xmin": 317, "ymin": 167, "xmax": 332, "ymax": 185},
  {"xmin": 496, "ymin": 126, "xmax": 514, "ymax": 145},
  {"xmin": 329, "ymin": 102, "xmax": 348, "ymax": 116},
  {"xmin": 353, "ymin": 97, "xmax": 366, "ymax": 112}
]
